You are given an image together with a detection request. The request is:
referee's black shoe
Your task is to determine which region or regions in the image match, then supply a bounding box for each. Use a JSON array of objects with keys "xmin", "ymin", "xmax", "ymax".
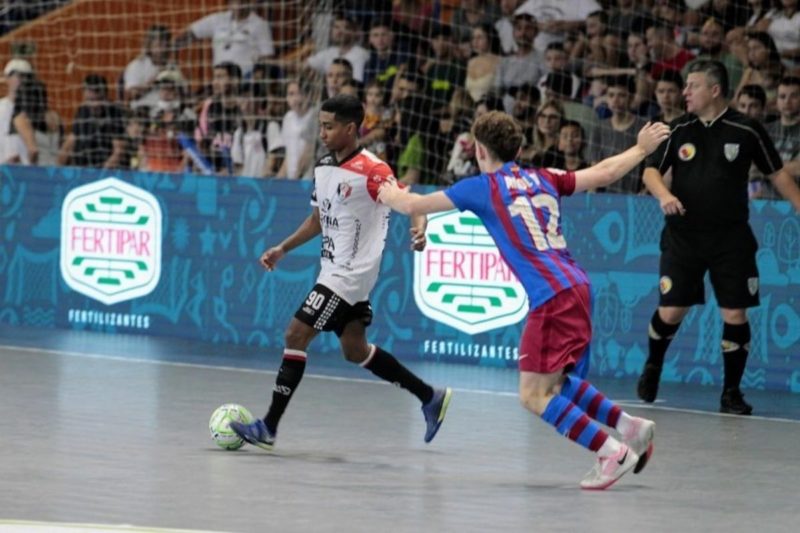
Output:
[
  {"xmin": 720, "ymin": 387, "xmax": 753, "ymax": 415},
  {"xmin": 637, "ymin": 363, "xmax": 663, "ymax": 403}
]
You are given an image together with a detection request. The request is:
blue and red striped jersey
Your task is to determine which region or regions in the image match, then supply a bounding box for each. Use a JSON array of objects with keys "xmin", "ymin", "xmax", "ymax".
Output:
[{"xmin": 444, "ymin": 162, "xmax": 589, "ymax": 310}]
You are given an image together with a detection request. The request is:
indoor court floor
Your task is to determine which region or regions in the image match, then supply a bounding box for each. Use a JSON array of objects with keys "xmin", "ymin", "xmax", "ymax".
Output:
[{"xmin": 1, "ymin": 326, "xmax": 798, "ymax": 533}]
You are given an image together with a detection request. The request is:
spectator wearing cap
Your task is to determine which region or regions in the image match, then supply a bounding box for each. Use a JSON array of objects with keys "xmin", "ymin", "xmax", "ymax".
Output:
[
  {"xmin": 306, "ymin": 13, "xmax": 370, "ymax": 82},
  {"xmin": 514, "ymin": 0, "xmax": 601, "ymax": 53},
  {"xmin": 0, "ymin": 58, "xmax": 33, "ymax": 163},
  {"xmin": 140, "ymin": 70, "xmax": 195, "ymax": 173},
  {"xmin": 589, "ymin": 75, "xmax": 648, "ymax": 194},
  {"xmin": 124, "ymin": 25, "xmax": 176, "ymax": 111},
  {"xmin": 58, "ymin": 74, "xmax": 126, "ymax": 169},
  {"xmin": 177, "ymin": 0, "xmax": 274, "ymax": 77},
  {"xmin": 494, "ymin": 13, "xmax": 544, "ymax": 110}
]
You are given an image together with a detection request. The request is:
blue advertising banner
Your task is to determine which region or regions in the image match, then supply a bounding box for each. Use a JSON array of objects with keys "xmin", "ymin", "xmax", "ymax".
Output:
[{"xmin": 1, "ymin": 166, "xmax": 798, "ymax": 392}]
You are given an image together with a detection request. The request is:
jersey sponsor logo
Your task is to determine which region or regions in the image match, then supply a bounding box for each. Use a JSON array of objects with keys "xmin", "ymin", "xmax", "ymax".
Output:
[
  {"xmin": 320, "ymin": 213, "xmax": 340, "ymax": 229},
  {"xmin": 321, "ymin": 235, "xmax": 336, "ymax": 260},
  {"xmin": 724, "ymin": 143, "xmax": 740, "ymax": 162},
  {"xmin": 336, "ymin": 182, "xmax": 353, "ymax": 201},
  {"xmin": 61, "ymin": 177, "xmax": 162, "ymax": 305},
  {"xmin": 678, "ymin": 143, "xmax": 696, "ymax": 161},
  {"xmin": 414, "ymin": 211, "xmax": 528, "ymax": 335},
  {"xmin": 659, "ymin": 276, "xmax": 672, "ymax": 295},
  {"xmin": 748, "ymin": 277, "xmax": 759, "ymax": 296}
]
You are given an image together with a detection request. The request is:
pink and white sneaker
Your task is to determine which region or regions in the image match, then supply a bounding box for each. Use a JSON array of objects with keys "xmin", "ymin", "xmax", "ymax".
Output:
[
  {"xmin": 622, "ymin": 417, "xmax": 655, "ymax": 474},
  {"xmin": 580, "ymin": 444, "xmax": 639, "ymax": 490}
]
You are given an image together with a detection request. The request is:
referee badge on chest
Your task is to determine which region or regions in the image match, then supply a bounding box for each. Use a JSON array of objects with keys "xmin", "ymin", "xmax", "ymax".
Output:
[
  {"xmin": 678, "ymin": 143, "xmax": 696, "ymax": 161},
  {"xmin": 724, "ymin": 143, "xmax": 740, "ymax": 162}
]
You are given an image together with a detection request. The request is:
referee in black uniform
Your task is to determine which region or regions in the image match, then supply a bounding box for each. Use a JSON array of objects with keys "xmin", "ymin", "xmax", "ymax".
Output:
[{"xmin": 637, "ymin": 60, "xmax": 800, "ymax": 414}]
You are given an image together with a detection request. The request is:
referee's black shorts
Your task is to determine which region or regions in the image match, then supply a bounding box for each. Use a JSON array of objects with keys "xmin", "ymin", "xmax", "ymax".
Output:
[{"xmin": 658, "ymin": 223, "xmax": 760, "ymax": 309}]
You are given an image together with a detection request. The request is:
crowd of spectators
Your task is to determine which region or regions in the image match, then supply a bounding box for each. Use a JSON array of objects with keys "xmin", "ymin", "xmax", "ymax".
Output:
[{"xmin": 1, "ymin": 0, "xmax": 798, "ymax": 199}]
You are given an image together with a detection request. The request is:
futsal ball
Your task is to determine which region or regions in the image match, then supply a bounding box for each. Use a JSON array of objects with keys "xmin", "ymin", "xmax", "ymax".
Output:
[{"xmin": 209, "ymin": 403, "xmax": 254, "ymax": 450}]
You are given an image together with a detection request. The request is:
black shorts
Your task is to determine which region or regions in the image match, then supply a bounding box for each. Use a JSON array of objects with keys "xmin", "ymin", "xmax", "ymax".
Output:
[
  {"xmin": 658, "ymin": 224, "xmax": 759, "ymax": 309},
  {"xmin": 294, "ymin": 283, "xmax": 373, "ymax": 337}
]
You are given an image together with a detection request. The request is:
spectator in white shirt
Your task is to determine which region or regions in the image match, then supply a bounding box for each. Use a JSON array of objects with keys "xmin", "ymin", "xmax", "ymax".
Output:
[
  {"xmin": 277, "ymin": 79, "xmax": 315, "ymax": 180},
  {"xmin": 515, "ymin": 0, "xmax": 601, "ymax": 52},
  {"xmin": 178, "ymin": 0, "xmax": 275, "ymax": 77},
  {"xmin": 306, "ymin": 13, "xmax": 370, "ymax": 82},
  {"xmin": 495, "ymin": 0, "xmax": 521, "ymax": 54},
  {"xmin": 0, "ymin": 58, "xmax": 33, "ymax": 164},
  {"xmin": 123, "ymin": 25, "xmax": 175, "ymax": 111}
]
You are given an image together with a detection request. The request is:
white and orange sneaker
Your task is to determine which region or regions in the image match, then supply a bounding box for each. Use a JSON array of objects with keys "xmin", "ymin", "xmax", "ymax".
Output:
[
  {"xmin": 622, "ymin": 417, "xmax": 655, "ymax": 474},
  {"xmin": 580, "ymin": 444, "xmax": 639, "ymax": 490}
]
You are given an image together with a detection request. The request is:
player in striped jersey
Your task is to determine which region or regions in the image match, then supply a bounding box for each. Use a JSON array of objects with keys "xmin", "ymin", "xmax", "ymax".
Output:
[{"xmin": 379, "ymin": 111, "xmax": 670, "ymax": 490}]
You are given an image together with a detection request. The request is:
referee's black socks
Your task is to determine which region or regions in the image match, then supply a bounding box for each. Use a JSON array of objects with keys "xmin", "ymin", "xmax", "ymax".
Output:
[
  {"xmin": 647, "ymin": 310, "xmax": 682, "ymax": 368},
  {"xmin": 722, "ymin": 322, "xmax": 751, "ymax": 391},
  {"xmin": 361, "ymin": 345, "xmax": 434, "ymax": 405}
]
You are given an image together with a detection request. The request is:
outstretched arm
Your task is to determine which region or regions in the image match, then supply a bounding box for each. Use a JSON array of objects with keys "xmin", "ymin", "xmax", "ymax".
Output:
[
  {"xmin": 378, "ymin": 184, "xmax": 456, "ymax": 216},
  {"xmin": 573, "ymin": 122, "xmax": 670, "ymax": 193}
]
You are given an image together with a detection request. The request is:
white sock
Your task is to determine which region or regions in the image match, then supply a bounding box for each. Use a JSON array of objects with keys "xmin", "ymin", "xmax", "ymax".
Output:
[
  {"xmin": 616, "ymin": 412, "xmax": 635, "ymax": 436},
  {"xmin": 597, "ymin": 436, "xmax": 622, "ymax": 458}
]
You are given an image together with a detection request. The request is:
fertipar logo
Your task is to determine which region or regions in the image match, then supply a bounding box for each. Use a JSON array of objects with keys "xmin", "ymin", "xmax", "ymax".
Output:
[
  {"xmin": 414, "ymin": 211, "xmax": 528, "ymax": 335},
  {"xmin": 61, "ymin": 177, "xmax": 162, "ymax": 305}
]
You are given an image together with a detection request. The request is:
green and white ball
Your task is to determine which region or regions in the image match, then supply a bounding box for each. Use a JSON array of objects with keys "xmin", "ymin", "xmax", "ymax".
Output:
[{"xmin": 209, "ymin": 403, "xmax": 254, "ymax": 450}]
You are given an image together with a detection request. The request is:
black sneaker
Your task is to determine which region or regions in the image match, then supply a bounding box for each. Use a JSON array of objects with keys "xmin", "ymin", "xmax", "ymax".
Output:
[
  {"xmin": 637, "ymin": 363, "xmax": 663, "ymax": 403},
  {"xmin": 720, "ymin": 387, "xmax": 753, "ymax": 415}
]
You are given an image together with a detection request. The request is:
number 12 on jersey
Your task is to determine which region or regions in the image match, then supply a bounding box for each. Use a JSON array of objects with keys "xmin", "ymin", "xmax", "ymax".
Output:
[{"xmin": 508, "ymin": 194, "xmax": 566, "ymax": 251}]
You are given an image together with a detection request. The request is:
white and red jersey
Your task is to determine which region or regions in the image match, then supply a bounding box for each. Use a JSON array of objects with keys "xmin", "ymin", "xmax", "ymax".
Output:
[{"xmin": 311, "ymin": 148, "xmax": 397, "ymax": 304}]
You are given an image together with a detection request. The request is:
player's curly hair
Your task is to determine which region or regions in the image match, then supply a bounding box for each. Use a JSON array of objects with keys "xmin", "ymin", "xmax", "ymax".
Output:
[{"xmin": 471, "ymin": 111, "xmax": 523, "ymax": 162}]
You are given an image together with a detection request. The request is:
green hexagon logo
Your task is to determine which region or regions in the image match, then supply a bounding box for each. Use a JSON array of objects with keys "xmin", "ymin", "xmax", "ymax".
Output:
[
  {"xmin": 60, "ymin": 178, "xmax": 162, "ymax": 305},
  {"xmin": 414, "ymin": 211, "xmax": 528, "ymax": 334}
]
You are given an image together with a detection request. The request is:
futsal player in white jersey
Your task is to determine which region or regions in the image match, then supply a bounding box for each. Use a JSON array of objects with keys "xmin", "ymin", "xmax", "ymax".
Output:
[{"xmin": 231, "ymin": 95, "xmax": 452, "ymax": 450}]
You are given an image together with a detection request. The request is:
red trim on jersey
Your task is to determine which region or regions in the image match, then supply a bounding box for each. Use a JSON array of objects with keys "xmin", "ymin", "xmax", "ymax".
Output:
[
  {"xmin": 489, "ymin": 178, "xmax": 566, "ymax": 294},
  {"xmin": 337, "ymin": 153, "xmax": 398, "ymax": 202},
  {"xmin": 538, "ymin": 167, "xmax": 576, "ymax": 196}
]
